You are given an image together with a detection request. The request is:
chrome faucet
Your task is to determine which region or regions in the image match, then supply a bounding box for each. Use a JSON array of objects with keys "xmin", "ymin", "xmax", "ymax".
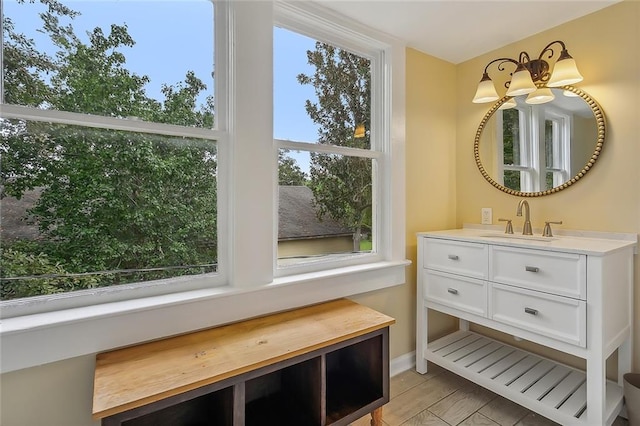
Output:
[{"xmin": 516, "ymin": 199, "xmax": 533, "ymax": 235}]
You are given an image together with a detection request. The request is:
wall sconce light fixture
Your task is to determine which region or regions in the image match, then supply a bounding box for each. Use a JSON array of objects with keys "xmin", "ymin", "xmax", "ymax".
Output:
[
  {"xmin": 472, "ymin": 40, "xmax": 583, "ymax": 105},
  {"xmin": 354, "ymin": 123, "xmax": 366, "ymax": 138}
]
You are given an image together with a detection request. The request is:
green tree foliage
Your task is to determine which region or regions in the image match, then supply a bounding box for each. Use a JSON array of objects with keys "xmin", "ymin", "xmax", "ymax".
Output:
[
  {"xmin": 297, "ymin": 43, "xmax": 371, "ymax": 250},
  {"xmin": 278, "ymin": 150, "xmax": 308, "ymax": 186},
  {"xmin": 502, "ymin": 108, "xmax": 521, "ymax": 191},
  {"xmin": 0, "ymin": 245, "xmax": 100, "ymax": 299},
  {"xmin": 1, "ymin": 0, "xmax": 217, "ymax": 299}
]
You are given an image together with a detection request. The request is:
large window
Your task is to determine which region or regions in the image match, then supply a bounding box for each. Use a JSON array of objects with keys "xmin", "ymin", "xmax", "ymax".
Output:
[
  {"xmin": 274, "ymin": 23, "xmax": 382, "ymax": 272},
  {"xmin": 0, "ymin": 1, "xmax": 405, "ymax": 373},
  {"xmin": 1, "ymin": 0, "xmax": 221, "ymax": 303}
]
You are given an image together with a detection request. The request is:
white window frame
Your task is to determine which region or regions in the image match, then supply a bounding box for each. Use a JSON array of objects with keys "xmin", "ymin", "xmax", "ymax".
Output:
[
  {"xmin": 0, "ymin": 0, "xmax": 228, "ymax": 317},
  {"xmin": 0, "ymin": 1, "xmax": 407, "ymax": 373},
  {"xmin": 544, "ymin": 109, "xmax": 572, "ymax": 187},
  {"xmin": 273, "ymin": 2, "xmax": 391, "ymax": 276}
]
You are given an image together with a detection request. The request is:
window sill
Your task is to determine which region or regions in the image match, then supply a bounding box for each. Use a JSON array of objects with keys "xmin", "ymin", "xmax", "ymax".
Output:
[{"xmin": 0, "ymin": 260, "xmax": 409, "ymax": 373}]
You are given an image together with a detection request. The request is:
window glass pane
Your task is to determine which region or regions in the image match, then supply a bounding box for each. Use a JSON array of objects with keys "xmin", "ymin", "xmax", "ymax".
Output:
[
  {"xmin": 545, "ymin": 120, "xmax": 554, "ymax": 166},
  {"xmin": 274, "ymin": 27, "xmax": 371, "ymax": 149},
  {"xmin": 546, "ymin": 171, "xmax": 555, "ymax": 189},
  {"xmin": 1, "ymin": 119, "xmax": 217, "ymax": 300},
  {"xmin": 502, "ymin": 109, "xmax": 520, "ymax": 166},
  {"xmin": 503, "ymin": 170, "xmax": 521, "ymax": 191},
  {"xmin": 3, "ymin": 0, "xmax": 215, "ymax": 128},
  {"xmin": 278, "ymin": 150, "xmax": 373, "ymax": 267}
]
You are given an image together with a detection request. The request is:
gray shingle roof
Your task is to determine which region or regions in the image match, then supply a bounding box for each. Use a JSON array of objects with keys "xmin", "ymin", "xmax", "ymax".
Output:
[
  {"xmin": 1, "ymin": 186, "xmax": 352, "ymax": 243},
  {"xmin": 278, "ymin": 186, "xmax": 352, "ymax": 241}
]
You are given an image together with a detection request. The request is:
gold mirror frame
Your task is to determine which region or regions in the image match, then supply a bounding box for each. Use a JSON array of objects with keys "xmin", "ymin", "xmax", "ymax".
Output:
[{"xmin": 474, "ymin": 85, "xmax": 606, "ymax": 197}]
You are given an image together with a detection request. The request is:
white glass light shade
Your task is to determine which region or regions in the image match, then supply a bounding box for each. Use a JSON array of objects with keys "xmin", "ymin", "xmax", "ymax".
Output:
[
  {"xmin": 498, "ymin": 98, "xmax": 517, "ymax": 110},
  {"xmin": 472, "ymin": 74, "xmax": 499, "ymax": 103},
  {"xmin": 506, "ymin": 66, "xmax": 536, "ymax": 96},
  {"xmin": 563, "ymin": 89, "xmax": 579, "ymax": 97},
  {"xmin": 547, "ymin": 57, "xmax": 583, "ymax": 87},
  {"xmin": 526, "ymin": 87, "xmax": 555, "ymax": 105}
]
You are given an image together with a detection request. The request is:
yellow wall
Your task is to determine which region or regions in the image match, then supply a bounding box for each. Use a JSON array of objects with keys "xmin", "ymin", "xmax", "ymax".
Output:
[
  {"xmin": 352, "ymin": 47, "xmax": 459, "ymax": 360},
  {"xmin": 456, "ymin": 1, "xmax": 640, "ymax": 369},
  {"xmin": 1, "ymin": 3, "xmax": 639, "ymax": 425}
]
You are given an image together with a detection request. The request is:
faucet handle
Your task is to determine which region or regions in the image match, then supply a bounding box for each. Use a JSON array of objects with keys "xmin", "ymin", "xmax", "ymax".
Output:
[
  {"xmin": 543, "ymin": 220, "xmax": 563, "ymax": 237},
  {"xmin": 498, "ymin": 218, "xmax": 514, "ymax": 234}
]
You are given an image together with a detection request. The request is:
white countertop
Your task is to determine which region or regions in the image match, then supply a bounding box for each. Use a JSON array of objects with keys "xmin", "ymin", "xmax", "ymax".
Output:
[{"xmin": 418, "ymin": 224, "xmax": 637, "ymax": 256}]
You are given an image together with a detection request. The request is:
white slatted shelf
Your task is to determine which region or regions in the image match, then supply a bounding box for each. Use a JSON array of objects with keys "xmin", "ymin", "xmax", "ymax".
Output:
[{"xmin": 424, "ymin": 330, "xmax": 623, "ymax": 426}]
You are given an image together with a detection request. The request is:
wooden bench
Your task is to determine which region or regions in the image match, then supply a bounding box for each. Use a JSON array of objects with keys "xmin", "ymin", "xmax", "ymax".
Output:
[{"xmin": 93, "ymin": 298, "xmax": 395, "ymax": 425}]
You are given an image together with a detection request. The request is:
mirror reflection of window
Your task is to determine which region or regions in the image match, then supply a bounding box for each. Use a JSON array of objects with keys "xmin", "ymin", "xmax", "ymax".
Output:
[
  {"xmin": 500, "ymin": 108, "xmax": 526, "ymax": 191},
  {"xmin": 498, "ymin": 102, "xmax": 572, "ymax": 192},
  {"xmin": 476, "ymin": 87, "xmax": 605, "ymax": 197},
  {"xmin": 544, "ymin": 111, "xmax": 571, "ymax": 189}
]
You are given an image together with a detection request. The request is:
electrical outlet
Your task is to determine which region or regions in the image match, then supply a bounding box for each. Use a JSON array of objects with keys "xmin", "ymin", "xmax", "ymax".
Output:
[{"xmin": 481, "ymin": 208, "xmax": 492, "ymax": 225}]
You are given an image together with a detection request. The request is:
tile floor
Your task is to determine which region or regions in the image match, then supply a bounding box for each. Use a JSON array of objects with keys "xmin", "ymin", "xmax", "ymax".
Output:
[{"xmin": 351, "ymin": 364, "xmax": 630, "ymax": 426}]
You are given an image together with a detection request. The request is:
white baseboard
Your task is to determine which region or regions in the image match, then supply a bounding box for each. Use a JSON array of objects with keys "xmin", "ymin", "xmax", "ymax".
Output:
[{"xmin": 390, "ymin": 351, "xmax": 415, "ymax": 377}]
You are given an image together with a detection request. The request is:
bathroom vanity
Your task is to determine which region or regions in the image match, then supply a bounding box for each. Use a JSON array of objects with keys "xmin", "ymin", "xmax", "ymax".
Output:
[{"xmin": 416, "ymin": 227, "xmax": 636, "ymax": 425}]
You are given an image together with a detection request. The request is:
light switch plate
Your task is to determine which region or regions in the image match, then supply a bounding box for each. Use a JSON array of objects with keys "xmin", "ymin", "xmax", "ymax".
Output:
[{"xmin": 481, "ymin": 208, "xmax": 492, "ymax": 224}]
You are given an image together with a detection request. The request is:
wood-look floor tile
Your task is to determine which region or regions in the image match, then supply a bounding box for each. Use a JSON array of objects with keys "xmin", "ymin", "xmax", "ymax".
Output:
[
  {"xmin": 514, "ymin": 412, "xmax": 560, "ymax": 426},
  {"xmin": 391, "ymin": 370, "xmax": 432, "ymax": 398},
  {"xmin": 428, "ymin": 385, "xmax": 495, "ymax": 425},
  {"xmin": 478, "ymin": 395, "xmax": 529, "ymax": 425},
  {"xmin": 381, "ymin": 373, "xmax": 459, "ymax": 426},
  {"xmin": 400, "ymin": 409, "xmax": 449, "ymax": 426},
  {"xmin": 457, "ymin": 412, "xmax": 500, "ymax": 426},
  {"xmin": 382, "ymin": 369, "xmax": 629, "ymax": 426}
]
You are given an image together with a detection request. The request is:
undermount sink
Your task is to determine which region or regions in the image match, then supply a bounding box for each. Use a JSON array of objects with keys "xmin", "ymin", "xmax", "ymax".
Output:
[{"xmin": 479, "ymin": 233, "xmax": 557, "ymax": 242}]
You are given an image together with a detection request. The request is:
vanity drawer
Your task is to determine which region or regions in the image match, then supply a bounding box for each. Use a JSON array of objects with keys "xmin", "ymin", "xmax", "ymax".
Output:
[
  {"xmin": 423, "ymin": 238, "xmax": 488, "ymax": 279},
  {"xmin": 489, "ymin": 246, "xmax": 586, "ymax": 299},
  {"xmin": 490, "ymin": 283, "xmax": 586, "ymax": 347},
  {"xmin": 423, "ymin": 270, "xmax": 487, "ymax": 317}
]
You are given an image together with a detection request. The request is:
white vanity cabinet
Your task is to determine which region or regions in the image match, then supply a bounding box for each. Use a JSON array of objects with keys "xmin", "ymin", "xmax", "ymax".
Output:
[{"xmin": 416, "ymin": 228, "xmax": 636, "ymax": 426}]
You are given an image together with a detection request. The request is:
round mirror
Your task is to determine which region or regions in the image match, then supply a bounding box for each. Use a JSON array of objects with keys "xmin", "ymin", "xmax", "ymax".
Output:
[{"xmin": 474, "ymin": 85, "xmax": 605, "ymax": 197}]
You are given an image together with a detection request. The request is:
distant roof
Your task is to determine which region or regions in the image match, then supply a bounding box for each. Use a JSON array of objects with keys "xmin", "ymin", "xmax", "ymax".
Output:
[
  {"xmin": 278, "ymin": 185, "xmax": 352, "ymax": 241},
  {"xmin": 1, "ymin": 186, "xmax": 352, "ymax": 243}
]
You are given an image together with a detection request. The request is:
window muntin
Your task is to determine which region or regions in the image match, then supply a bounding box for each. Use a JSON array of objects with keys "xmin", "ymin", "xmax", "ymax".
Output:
[{"xmin": 274, "ymin": 22, "xmax": 383, "ymax": 272}]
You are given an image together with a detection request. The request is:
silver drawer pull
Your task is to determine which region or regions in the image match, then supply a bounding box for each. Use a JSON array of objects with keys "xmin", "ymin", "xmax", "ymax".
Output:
[
  {"xmin": 524, "ymin": 307, "xmax": 538, "ymax": 315},
  {"xmin": 525, "ymin": 266, "xmax": 539, "ymax": 273},
  {"xmin": 448, "ymin": 254, "xmax": 459, "ymax": 260},
  {"xmin": 447, "ymin": 288, "xmax": 458, "ymax": 295}
]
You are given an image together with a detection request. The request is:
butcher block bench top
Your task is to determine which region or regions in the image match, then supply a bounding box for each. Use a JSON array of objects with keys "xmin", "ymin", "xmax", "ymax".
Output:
[{"xmin": 92, "ymin": 298, "xmax": 395, "ymax": 419}]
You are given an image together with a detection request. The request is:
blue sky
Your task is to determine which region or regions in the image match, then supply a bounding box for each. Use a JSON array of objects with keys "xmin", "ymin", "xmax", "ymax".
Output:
[{"xmin": 5, "ymin": 0, "xmax": 319, "ymax": 172}]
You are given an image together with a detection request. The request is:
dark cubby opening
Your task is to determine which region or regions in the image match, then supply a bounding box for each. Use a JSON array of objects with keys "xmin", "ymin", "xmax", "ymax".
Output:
[
  {"xmin": 325, "ymin": 335, "xmax": 384, "ymax": 424},
  {"xmin": 244, "ymin": 357, "xmax": 322, "ymax": 426},
  {"xmin": 121, "ymin": 386, "xmax": 233, "ymax": 426}
]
